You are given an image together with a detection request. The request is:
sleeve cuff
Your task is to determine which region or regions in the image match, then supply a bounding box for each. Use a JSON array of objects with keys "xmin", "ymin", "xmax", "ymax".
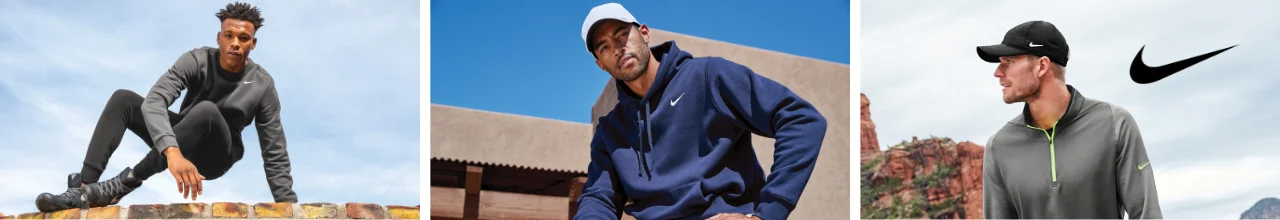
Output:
[
  {"xmin": 154, "ymin": 136, "xmax": 178, "ymax": 153},
  {"xmin": 754, "ymin": 196, "xmax": 795, "ymax": 220},
  {"xmin": 275, "ymin": 195, "xmax": 298, "ymax": 203}
]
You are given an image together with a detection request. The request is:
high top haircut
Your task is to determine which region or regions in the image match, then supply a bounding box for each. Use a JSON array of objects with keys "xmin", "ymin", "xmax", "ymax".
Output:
[{"xmin": 215, "ymin": 2, "xmax": 265, "ymax": 31}]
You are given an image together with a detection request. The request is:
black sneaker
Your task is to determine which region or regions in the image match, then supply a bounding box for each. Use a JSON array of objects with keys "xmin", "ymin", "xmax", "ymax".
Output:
[
  {"xmin": 35, "ymin": 173, "xmax": 90, "ymax": 212},
  {"xmin": 67, "ymin": 172, "xmax": 83, "ymax": 188},
  {"xmin": 35, "ymin": 188, "xmax": 88, "ymax": 212},
  {"xmin": 83, "ymin": 167, "xmax": 142, "ymax": 207}
]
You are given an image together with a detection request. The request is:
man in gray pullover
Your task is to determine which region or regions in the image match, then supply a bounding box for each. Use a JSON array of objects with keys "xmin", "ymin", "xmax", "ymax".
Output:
[
  {"xmin": 35, "ymin": 2, "xmax": 297, "ymax": 212},
  {"xmin": 975, "ymin": 20, "xmax": 1163, "ymax": 219}
]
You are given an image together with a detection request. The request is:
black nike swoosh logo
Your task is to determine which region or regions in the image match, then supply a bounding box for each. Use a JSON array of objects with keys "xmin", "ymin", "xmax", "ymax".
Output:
[{"xmin": 1130, "ymin": 45, "xmax": 1237, "ymax": 84}]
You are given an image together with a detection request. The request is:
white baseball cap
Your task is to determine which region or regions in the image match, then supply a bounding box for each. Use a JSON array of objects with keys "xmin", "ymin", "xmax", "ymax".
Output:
[{"xmin": 581, "ymin": 3, "xmax": 639, "ymax": 53}]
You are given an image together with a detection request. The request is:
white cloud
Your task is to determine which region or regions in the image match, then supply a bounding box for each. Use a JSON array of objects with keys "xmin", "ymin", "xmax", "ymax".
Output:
[
  {"xmin": 863, "ymin": 0, "xmax": 1280, "ymax": 218},
  {"xmin": 1155, "ymin": 155, "xmax": 1280, "ymax": 210},
  {"xmin": 0, "ymin": 0, "xmax": 419, "ymax": 215}
]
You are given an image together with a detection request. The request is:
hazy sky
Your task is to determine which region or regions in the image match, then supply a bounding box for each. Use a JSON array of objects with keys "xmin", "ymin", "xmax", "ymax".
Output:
[
  {"xmin": 862, "ymin": 0, "xmax": 1280, "ymax": 218},
  {"xmin": 431, "ymin": 0, "xmax": 849, "ymax": 123},
  {"xmin": 0, "ymin": 0, "xmax": 419, "ymax": 214}
]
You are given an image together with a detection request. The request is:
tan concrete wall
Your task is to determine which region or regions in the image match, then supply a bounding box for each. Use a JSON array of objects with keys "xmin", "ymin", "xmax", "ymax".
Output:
[
  {"xmin": 432, "ymin": 29, "xmax": 850, "ymax": 219},
  {"xmin": 430, "ymin": 105, "xmax": 593, "ymax": 173}
]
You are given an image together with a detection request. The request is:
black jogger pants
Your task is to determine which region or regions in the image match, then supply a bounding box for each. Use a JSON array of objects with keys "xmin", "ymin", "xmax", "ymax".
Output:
[{"xmin": 79, "ymin": 89, "xmax": 239, "ymax": 184}]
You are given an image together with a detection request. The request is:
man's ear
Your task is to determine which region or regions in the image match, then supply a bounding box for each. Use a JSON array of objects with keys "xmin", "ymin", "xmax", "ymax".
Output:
[
  {"xmin": 251, "ymin": 37, "xmax": 257, "ymax": 50},
  {"xmin": 1036, "ymin": 56, "xmax": 1052, "ymax": 79},
  {"xmin": 638, "ymin": 24, "xmax": 650, "ymax": 44},
  {"xmin": 595, "ymin": 59, "xmax": 607, "ymax": 72}
]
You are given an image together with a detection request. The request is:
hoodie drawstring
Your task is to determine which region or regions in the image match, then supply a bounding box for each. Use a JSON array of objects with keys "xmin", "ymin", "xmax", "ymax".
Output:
[
  {"xmin": 644, "ymin": 101, "xmax": 654, "ymax": 178},
  {"xmin": 635, "ymin": 111, "xmax": 645, "ymax": 177},
  {"xmin": 634, "ymin": 102, "xmax": 655, "ymax": 179}
]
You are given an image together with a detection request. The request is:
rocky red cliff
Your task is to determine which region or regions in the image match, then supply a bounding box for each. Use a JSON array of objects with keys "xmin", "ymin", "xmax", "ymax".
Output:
[{"xmin": 860, "ymin": 93, "xmax": 985, "ymax": 219}]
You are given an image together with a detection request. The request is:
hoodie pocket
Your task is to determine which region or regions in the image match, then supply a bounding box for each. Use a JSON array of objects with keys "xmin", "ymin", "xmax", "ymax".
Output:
[{"xmin": 627, "ymin": 180, "xmax": 710, "ymax": 218}]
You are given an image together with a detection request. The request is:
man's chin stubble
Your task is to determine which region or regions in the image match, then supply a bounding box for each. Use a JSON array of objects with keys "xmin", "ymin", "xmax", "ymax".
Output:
[
  {"xmin": 614, "ymin": 72, "xmax": 641, "ymax": 82},
  {"xmin": 1004, "ymin": 92, "xmax": 1037, "ymax": 104},
  {"xmin": 614, "ymin": 66, "xmax": 644, "ymax": 82}
]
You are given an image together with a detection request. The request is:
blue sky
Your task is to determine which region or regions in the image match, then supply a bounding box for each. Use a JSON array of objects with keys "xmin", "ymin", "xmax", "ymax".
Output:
[
  {"xmin": 430, "ymin": 0, "xmax": 850, "ymax": 123},
  {"xmin": 0, "ymin": 0, "xmax": 419, "ymax": 214},
  {"xmin": 863, "ymin": 0, "xmax": 1280, "ymax": 218}
]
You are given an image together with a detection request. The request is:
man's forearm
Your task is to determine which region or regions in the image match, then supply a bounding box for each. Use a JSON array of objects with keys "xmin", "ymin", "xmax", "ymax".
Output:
[
  {"xmin": 142, "ymin": 96, "xmax": 180, "ymax": 153},
  {"xmin": 576, "ymin": 137, "xmax": 626, "ymax": 219},
  {"xmin": 1113, "ymin": 107, "xmax": 1162, "ymax": 218},
  {"xmin": 701, "ymin": 58, "xmax": 828, "ymax": 219},
  {"xmin": 259, "ymin": 142, "xmax": 297, "ymax": 202},
  {"xmin": 754, "ymin": 111, "xmax": 827, "ymax": 220},
  {"xmin": 144, "ymin": 51, "xmax": 200, "ymax": 153},
  {"xmin": 162, "ymin": 146, "xmax": 183, "ymax": 160},
  {"xmin": 575, "ymin": 192, "xmax": 622, "ymax": 220}
]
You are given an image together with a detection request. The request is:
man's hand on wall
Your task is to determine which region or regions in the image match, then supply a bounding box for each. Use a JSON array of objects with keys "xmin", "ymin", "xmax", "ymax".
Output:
[{"xmin": 164, "ymin": 146, "xmax": 205, "ymax": 201}]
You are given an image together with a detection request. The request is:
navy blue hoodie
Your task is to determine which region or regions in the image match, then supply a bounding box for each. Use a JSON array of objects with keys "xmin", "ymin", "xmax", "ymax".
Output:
[{"xmin": 575, "ymin": 41, "xmax": 827, "ymax": 220}]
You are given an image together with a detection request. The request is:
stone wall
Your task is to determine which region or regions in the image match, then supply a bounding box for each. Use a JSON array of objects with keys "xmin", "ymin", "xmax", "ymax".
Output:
[{"xmin": 0, "ymin": 202, "xmax": 419, "ymax": 219}]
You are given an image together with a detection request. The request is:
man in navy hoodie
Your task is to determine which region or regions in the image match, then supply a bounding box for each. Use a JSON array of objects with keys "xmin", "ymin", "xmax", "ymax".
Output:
[{"xmin": 576, "ymin": 3, "xmax": 828, "ymax": 220}]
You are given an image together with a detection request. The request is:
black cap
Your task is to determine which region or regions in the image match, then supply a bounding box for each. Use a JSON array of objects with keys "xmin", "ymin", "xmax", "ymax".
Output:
[{"xmin": 977, "ymin": 20, "xmax": 1069, "ymax": 67}]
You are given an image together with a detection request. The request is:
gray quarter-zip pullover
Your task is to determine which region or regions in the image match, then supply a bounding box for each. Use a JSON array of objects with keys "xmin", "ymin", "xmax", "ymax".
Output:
[{"xmin": 983, "ymin": 85, "xmax": 1162, "ymax": 219}]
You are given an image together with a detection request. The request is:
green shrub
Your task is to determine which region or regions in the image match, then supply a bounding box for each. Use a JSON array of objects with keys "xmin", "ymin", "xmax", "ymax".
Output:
[{"xmin": 861, "ymin": 136, "xmax": 974, "ymax": 219}]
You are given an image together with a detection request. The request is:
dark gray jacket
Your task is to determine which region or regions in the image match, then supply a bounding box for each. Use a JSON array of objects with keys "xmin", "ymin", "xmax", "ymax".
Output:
[
  {"xmin": 141, "ymin": 47, "xmax": 297, "ymax": 202},
  {"xmin": 983, "ymin": 85, "xmax": 1161, "ymax": 219}
]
